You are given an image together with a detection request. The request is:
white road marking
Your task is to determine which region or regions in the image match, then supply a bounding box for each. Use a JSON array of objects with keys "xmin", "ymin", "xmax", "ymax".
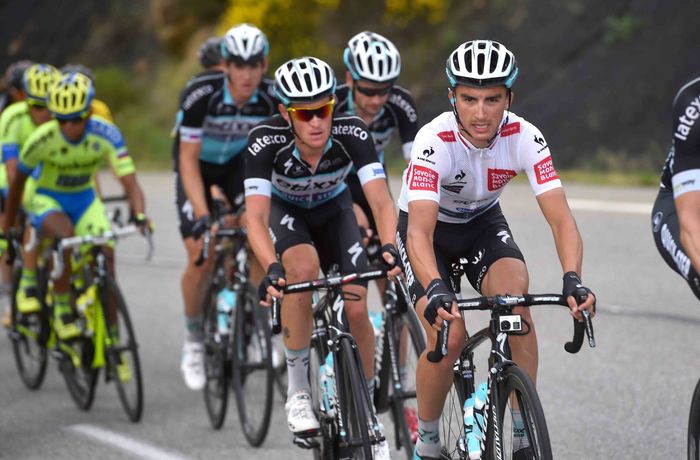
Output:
[
  {"xmin": 568, "ymin": 198, "xmax": 652, "ymax": 215},
  {"xmin": 66, "ymin": 424, "xmax": 193, "ymax": 460}
]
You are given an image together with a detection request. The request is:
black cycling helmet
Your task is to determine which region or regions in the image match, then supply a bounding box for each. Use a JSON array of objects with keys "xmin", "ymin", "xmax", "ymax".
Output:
[
  {"xmin": 198, "ymin": 37, "xmax": 223, "ymax": 69},
  {"xmin": 61, "ymin": 64, "xmax": 95, "ymax": 83},
  {"xmin": 5, "ymin": 60, "xmax": 34, "ymax": 91}
]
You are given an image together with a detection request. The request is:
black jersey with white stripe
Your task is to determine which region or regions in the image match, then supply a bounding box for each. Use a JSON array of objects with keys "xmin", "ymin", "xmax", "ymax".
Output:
[
  {"xmin": 660, "ymin": 75, "xmax": 700, "ymax": 198},
  {"xmin": 244, "ymin": 114, "xmax": 386, "ymax": 209}
]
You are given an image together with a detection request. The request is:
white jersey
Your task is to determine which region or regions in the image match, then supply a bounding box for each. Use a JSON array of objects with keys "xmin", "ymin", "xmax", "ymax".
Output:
[{"xmin": 398, "ymin": 111, "xmax": 562, "ymax": 223}]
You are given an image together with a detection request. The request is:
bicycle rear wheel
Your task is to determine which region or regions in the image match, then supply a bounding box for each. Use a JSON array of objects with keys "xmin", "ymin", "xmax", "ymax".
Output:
[
  {"xmin": 688, "ymin": 378, "xmax": 700, "ymax": 460},
  {"xmin": 488, "ymin": 365, "xmax": 552, "ymax": 460},
  {"xmin": 60, "ymin": 333, "xmax": 99, "ymax": 411},
  {"xmin": 232, "ymin": 284, "xmax": 274, "ymax": 446},
  {"xmin": 203, "ymin": 282, "xmax": 230, "ymax": 429},
  {"xmin": 387, "ymin": 308, "xmax": 426, "ymax": 459},
  {"xmin": 10, "ymin": 264, "xmax": 48, "ymax": 390},
  {"xmin": 336, "ymin": 336, "xmax": 374, "ymax": 459},
  {"xmin": 100, "ymin": 275, "xmax": 144, "ymax": 422}
]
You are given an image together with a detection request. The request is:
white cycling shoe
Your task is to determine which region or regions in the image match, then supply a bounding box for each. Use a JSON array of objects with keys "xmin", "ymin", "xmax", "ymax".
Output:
[
  {"xmin": 285, "ymin": 390, "xmax": 320, "ymax": 435},
  {"xmin": 181, "ymin": 340, "xmax": 206, "ymax": 391},
  {"xmin": 373, "ymin": 438, "xmax": 392, "ymax": 460}
]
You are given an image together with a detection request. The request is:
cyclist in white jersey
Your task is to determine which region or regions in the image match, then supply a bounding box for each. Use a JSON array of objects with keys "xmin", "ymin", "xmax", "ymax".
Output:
[{"xmin": 396, "ymin": 40, "xmax": 596, "ymax": 460}]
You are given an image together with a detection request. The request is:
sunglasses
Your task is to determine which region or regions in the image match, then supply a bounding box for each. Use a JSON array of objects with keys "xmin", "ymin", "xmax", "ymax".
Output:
[
  {"xmin": 286, "ymin": 98, "xmax": 335, "ymax": 123},
  {"xmin": 27, "ymin": 101, "xmax": 48, "ymax": 109},
  {"xmin": 354, "ymin": 84, "xmax": 392, "ymax": 97},
  {"xmin": 57, "ymin": 113, "xmax": 88, "ymax": 125}
]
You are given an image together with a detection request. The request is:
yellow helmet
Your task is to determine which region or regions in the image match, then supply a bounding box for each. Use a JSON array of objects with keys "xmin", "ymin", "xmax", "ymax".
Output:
[
  {"xmin": 47, "ymin": 72, "xmax": 95, "ymax": 119},
  {"xmin": 23, "ymin": 63, "xmax": 60, "ymax": 105}
]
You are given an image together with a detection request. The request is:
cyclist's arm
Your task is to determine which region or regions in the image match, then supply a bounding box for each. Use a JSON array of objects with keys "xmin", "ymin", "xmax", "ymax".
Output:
[
  {"xmin": 361, "ymin": 176, "xmax": 396, "ymax": 246},
  {"xmin": 536, "ymin": 188, "xmax": 582, "ymax": 275},
  {"xmin": 118, "ymin": 173, "xmax": 146, "ymax": 217},
  {"xmin": 3, "ymin": 169, "xmax": 27, "ymax": 231},
  {"xmin": 179, "ymin": 141, "xmax": 209, "ymax": 218},
  {"xmin": 244, "ymin": 194, "xmax": 277, "ymax": 270},
  {"xmin": 405, "ymin": 199, "xmax": 441, "ymax": 287},
  {"xmin": 676, "ymin": 191, "xmax": 700, "ymax": 272}
]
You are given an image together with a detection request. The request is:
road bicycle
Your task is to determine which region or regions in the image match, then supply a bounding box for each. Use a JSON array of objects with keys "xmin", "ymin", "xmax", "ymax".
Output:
[
  {"xmin": 688, "ymin": 378, "xmax": 700, "ymax": 459},
  {"xmin": 271, "ymin": 267, "xmax": 390, "ymax": 459},
  {"xmin": 430, "ymin": 290, "xmax": 595, "ymax": 460},
  {"xmin": 8, "ymin": 222, "xmax": 152, "ymax": 422},
  {"xmin": 197, "ymin": 216, "xmax": 274, "ymax": 446}
]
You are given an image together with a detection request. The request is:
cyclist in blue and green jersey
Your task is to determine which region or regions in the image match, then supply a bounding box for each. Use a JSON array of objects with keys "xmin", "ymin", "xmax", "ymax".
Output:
[
  {"xmin": 0, "ymin": 63, "xmax": 59, "ymax": 326},
  {"xmin": 2, "ymin": 72, "xmax": 151, "ymax": 340}
]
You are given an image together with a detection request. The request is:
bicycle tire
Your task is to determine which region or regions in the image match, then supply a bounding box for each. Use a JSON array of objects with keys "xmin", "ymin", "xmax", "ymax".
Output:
[
  {"xmin": 100, "ymin": 275, "xmax": 144, "ymax": 422},
  {"xmin": 10, "ymin": 264, "xmax": 48, "ymax": 390},
  {"xmin": 487, "ymin": 365, "xmax": 552, "ymax": 460},
  {"xmin": 232, "ymin": 283, "xmax": 274, "ymax": 446},
  {"xmin": 336, "ymin": 336, "xmax": 373, "ymax": 459},
  {"xmin": 60, "ymin": 333, "xmax": 99, "ymax": 411},
  {"xmin": 203, "ymin": 281, "xmax": 230, "ymax": 429},
  {"xmin": 310, "ymin": 333, "xmax": 336, "ymax": 460},
  {"xmin": 388, "ymin": 308, "xmax": 426, "ymax": 459},
  {"xmin": 688, "ymin": 378, "xmax": 700, "ymax": 460},
  {"xmin": 440, "ymin": 363, "xmax": 470, "ymax": 459}
]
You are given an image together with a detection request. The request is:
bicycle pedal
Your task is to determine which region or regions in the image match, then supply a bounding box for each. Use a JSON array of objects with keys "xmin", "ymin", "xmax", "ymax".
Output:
[{"xmin": 293, "ymin": 435, "xmax": 320, "ymax": 449}]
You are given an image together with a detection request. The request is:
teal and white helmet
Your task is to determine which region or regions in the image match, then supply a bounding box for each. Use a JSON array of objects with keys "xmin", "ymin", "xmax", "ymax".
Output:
[
  {"xmin": 343, "ymin": 31, "xmax": 401, "ymax": 83},
  {"xmin": 274, "ymin": 57, "xmax": 336, "ymax": 105},
  {"xmin": 221, "ymin": 23, "xmax": 269, "ymax": 63},
  {"xmin": 446, "ymin": 40, "xmax": 518, "ymax": 89}
]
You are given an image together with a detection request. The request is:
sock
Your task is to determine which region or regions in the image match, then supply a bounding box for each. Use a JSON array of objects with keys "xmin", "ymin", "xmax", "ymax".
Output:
[
  {"xmin": 415, "ymin": 416, "xmax": 441, "ymax": 458},
  {"xmin": 19, "ymin": 268, "xmax": 36, "ymax": 290},
  {"xmin": 285, "ymin": 346, "xmax": 310, "ymax": 399},
  {"xmin": 54, "ymin": 293, "xmax": 71, "ymax": 319},
  {"xmin": 512, "ymin": 410, "xmax": 529, "ymax": 449},
  {"xmin": 184, "ymin": 312, "xmax": 203, "ymax": 342}
]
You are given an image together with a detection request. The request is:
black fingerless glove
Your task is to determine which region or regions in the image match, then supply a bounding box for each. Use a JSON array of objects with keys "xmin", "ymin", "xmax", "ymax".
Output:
[
  {"xmin": 191, "ymin": 215, "xmax": 211, "ymax": 240},
  {"xmin": 258, "ymin": 262, "xmax": 286, "ymax": 301},
  {"xmin": 423, "ymin": 278, "xmax": 455, "ymax": 325},
  {"xmin": 562, "ymin": 271, "xmax": 593, "ymax": 306},
  {"xmin": 380, "ymin": 243, "xmax": 401, "ymax": 270}
]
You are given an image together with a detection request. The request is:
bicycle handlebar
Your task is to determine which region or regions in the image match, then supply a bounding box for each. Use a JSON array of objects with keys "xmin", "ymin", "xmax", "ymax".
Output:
[
  {"xmin": 270, "ymin": 268, "xmax": 389, "ymax": 335},
  {"xmin": 426, "ymin": 292, "xmax": 596, "ymax": 363}
]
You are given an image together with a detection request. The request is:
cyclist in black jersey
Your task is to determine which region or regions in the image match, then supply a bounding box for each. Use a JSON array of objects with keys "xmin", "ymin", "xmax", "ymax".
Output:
[
  {"xmin": 174, "ymin": 23, "xmax": 278, "ymax": 391},
  {"xmin": 652, "ymin": 75, "xmax": 700, "ymax": 299},
  {"xmin": 337, "ymin": 31, "xmax": 419, "ymax": 245},
  {"xmin": 245, "ymin": 56, "xmax": 400, "ymax": 458}
]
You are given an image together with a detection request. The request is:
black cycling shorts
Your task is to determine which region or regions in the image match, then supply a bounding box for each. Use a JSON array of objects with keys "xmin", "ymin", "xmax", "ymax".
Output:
[
  {"xmin": 175, "ymin": 155, "xmax": 245, "ymax": 239},
  {"xmin": 651, "ymin": 188, "xmax": 700, "ymax": 300},
  {"xmin": 396, "ymin": 204, "xmax": 525, "ymax": 305},
  {"xmin": 269, "ymin": 190, "xmax": 369, "ymax": 287}
]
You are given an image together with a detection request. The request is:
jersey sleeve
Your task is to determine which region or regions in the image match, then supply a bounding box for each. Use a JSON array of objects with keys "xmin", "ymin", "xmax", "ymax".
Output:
[
  {"xmin": 670, "ymin": 83, "xmax": 700, "ymax": 198},
  {"xmin": 18, "ymin": 126, "xmax": 46, "ymax": 174},
  {"xmin": 179, "ymin": 79, "xmax": 218, "ymax": 144},
  {"xmin": 518, "ymin": 123, "xmax": 562, "ymax": 196},
  {"xmin": 335, "ymin": 116, "xmax": 386, "ymax": 186},
  {"xmin": 95, "ymin": 120, "xmax": 135, "ymax": 178},
  {"xmin": 404, "ymin": 128, "xmax": 452, "ymax": 204},
  {"xmin": 0, "ymin": 108, "xmax": 21, "ymax": 162},
  {"xmin": 388, "ymin": 87, "xmax": 419, "ymax": 161},
  {"xmin": 243, "ymin": 125, "xmax": 276, "ymax": 198}
]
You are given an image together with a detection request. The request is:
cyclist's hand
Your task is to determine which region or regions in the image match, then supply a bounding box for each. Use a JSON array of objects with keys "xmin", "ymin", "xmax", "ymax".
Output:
[
  {"xmin": 380, "ymin": 243, "xmax": 402, "ymax": 277},
  {"xmin": 191, "ymin": 215, "xmax": 211, "ymax": 241},
  {"xmin": 424, "ymin": 278, "xmax": 457, "ymax": 331},
  {"xmin": 258, "ymin": 262, "xmax": 286, "ymax": 307},
  {"xmin": 562, "ymin": 271, "xmax": 596, "ymax": 321},
  {"xmin": 133, "ymin": 213, "xmax": 154, "ymax": 235}
]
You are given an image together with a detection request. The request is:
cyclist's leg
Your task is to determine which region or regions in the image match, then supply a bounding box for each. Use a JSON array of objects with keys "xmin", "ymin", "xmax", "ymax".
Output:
[
  {"xmin": 16, "ymin": 177, "xmax": 41, "ymax": 314},
  {"xmin": 0, "ymin": 187, "xmax": 11, "ymax": 325},
  {"xmin": 652, "ymin": 188, "xmax": 700, "ymax": 299}
]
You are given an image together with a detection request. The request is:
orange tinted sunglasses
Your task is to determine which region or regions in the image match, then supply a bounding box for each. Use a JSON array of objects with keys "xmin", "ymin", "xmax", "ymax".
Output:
[{"xmin": 286, "ymin": 98, "xmax": 335, "ymax": 123}]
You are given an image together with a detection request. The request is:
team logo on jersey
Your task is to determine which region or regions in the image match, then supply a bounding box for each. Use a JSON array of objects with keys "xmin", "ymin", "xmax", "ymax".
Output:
[
  {"xmin": 280, "ymin": 214, "xmax": 295, "ymax": 231},
  {"xmin": 487, "ymin": 168, "xmax": 517, "ymax": 191},
  {"xmin": 422, "ymin": 147, "xmax": 434, "ymax": 157},
  {"xmin": 500, "ymin": 122, "xmax": 520, "ymax": 137},
  {"xmin": 533, "ymin": 135, "xmax": 548, "ymax": 153},
  {"xmin": 347, "ymin": 242, "xmax": 363, "ymax": 267},
  {"xmin": 534, "ymin": 156, "xmax": 559, "ymax": 185},
  {"xmin": 652, "ymin": 211, "xmax": 663, "ymax": 233},
  {"xmin": 442, "ymin": 184, "xmax": 464, "ymax": 194},
  {"xmin": 675, "ymin": 94, "xmax": 700, "ymax": 141},
  {"xmin": 455, "ymin": 170, "xmax": 466, "ymax": 181},
  {"xmin": 497, "ymin": 230, "xmax": 511, "ymax": 244},
  {"xmin": 409, "ymin": 164, "xmax": 439, "ymax": 193},
  {"xmin": 437, "ymin": 131, "xmax": 456, "ymax": 142}
]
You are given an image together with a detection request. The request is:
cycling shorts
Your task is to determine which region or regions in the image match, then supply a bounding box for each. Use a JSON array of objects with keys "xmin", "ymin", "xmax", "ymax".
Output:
[
  {"xmin": 175, "ymin": 155, "xmax": 245, "ymax": 239},
  {"xmin": 652, "ymin": 187, "xmax": 700, "ymax": 300},
  {"xmin": 396, "ymin": 203, "xmax": 525, "ymax": 305},
  {"xmin": 269, "ymin": 190, "xmax": 369, "ymax": 287},
  {"xmin": 28, "ymin": 187, "xmax": 111, "ymax": 238}
]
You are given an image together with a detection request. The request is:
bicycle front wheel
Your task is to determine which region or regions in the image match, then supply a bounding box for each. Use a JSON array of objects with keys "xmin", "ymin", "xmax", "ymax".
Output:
[
  {"xmin": 688, "ymin": 378, "xmax": 700, "ymax": 460},
  {"xmin": 10, "ymin": 264, "xmax": 48, "ymax": 390},
  {"xmin": 232, "ymin": 284, "xmax": 274, "ymax": 446},
  {"xmin": 60, "ymin": 334, "xmax": 99, "ymax": 411},
  {"xmin": 203, "ymin": 282, "xmax": 230, "ymax": 429},
  {"xmin": 100, "ymin": 275, "xmax": 144, "ymax": 423},
  {"xmin": 488, "ymin": 365, "xmax": 552, "ymax": 460},
  {"xmin": 388, "ymin": 308, "xmax": 426, "ymax": 459}
]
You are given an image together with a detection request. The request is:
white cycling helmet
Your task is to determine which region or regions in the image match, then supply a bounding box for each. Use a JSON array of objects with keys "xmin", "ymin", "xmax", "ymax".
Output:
[
  {"xmin": 446, "ymin": 40, "xmax": 518, "ymax": 89},
  {"xmin": 221, "ymin": 23, "xmax": 269, "ymax": 63},
  {"xmin": 343, "ymin": 31, "xmax": 401, "ymax": 83},
  {"xmin": 274, "ymin": 57, "xmax": 336, "ymax": 105}
]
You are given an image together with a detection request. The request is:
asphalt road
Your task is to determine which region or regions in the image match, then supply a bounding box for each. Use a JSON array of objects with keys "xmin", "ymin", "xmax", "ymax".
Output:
[{"xmin": 0, "ymin": 172, "xmax": 696, "ymax": 460}]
